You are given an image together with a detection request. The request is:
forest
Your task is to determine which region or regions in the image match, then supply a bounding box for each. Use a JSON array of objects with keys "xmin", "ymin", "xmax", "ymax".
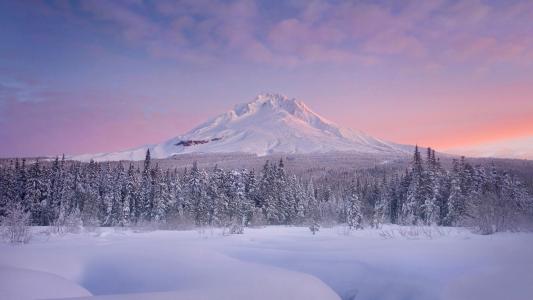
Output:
[{"xmin": 1, "ymin": 147, "xmax": 532, "ymax": 236}]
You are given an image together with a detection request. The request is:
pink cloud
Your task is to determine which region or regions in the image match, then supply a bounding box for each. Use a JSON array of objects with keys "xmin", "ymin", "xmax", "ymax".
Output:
[
  {"xmin": 28, "ymin": 0, "xmax": 532, "ymax": 70},
  {"xmin": 79, "ymin": 1, "xmax": 157, "ymax": 41},
  {"xmin": 362, "ymin": 32, "xmax": 426, "ymax": 58}
]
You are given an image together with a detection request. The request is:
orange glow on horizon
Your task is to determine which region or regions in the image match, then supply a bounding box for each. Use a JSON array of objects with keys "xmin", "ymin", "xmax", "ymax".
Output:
[{"xmin": 402, "ymin": 118, "xmax": 533, "ymax": 151}]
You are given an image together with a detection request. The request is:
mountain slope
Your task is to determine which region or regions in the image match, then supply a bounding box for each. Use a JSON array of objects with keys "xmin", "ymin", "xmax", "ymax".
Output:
[{"xmin": 73, "ymin": 93, "xmax": 410, "ymax": 161}]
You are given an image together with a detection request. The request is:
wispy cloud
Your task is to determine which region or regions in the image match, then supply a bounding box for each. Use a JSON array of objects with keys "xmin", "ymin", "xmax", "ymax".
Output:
[
  {"xmin": 28, "ymin": 0, "xmax": 533, "ymax": 68},
  {"xmin": 0, "ymin": 76, "xmax": 45, "ymax": 104}
]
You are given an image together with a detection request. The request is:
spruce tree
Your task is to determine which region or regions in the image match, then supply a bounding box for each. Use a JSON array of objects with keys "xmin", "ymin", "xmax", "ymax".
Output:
[
  {"xmin": 403, "ymin": 146, "xmax": 423, "ymax": 225},
  {"xmin": 346, "ymin": 180, "xmax": 364, "ymax": 230},
  {"xmin": 188, "ymin": 161, "xmax": 209, "ymax": 226},
  {"xmin": 307, "ymin": 180, "xmax": 321, "ymax": 234},
  {"xmin": 421, "ymin": 148, "xmax": 439, "ymax": 225},
  {"xmin": 140, "ymin": 150, "xmax": 153, "ymax": 222}
]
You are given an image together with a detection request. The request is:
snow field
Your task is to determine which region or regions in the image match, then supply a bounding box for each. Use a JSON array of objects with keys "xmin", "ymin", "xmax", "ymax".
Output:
[{"xmin": 1, "ymin": 225, "xmax": 532, "ymax": 300}]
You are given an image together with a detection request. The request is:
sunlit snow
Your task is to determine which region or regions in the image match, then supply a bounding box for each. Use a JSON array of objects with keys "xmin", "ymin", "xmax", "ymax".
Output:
[{"xmin": 72, "ymin": 93, "xmax": 410, "ymax": 161}]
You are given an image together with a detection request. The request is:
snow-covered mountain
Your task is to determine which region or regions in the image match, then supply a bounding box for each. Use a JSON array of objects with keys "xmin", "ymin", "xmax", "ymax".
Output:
[{"xmin": 73, "ymin": 93, "xmax": 411, "ymax": 161}]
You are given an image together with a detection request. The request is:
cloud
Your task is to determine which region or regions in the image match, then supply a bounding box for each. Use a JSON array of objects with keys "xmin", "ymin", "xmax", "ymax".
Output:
[
  {"xmin": 79, "ymin": 1, "xmax": 157, "ymax": 41},
  {"xmin": 18, "ymin": 0, "xmax": 533, "ymax": 68},
  {"xmin": 0, "ymin": 77, "xmax": 45, "ymax": 104},
  {"xmin": 362, "ymin": 32, "xmax": 426, "ymax": 58}
]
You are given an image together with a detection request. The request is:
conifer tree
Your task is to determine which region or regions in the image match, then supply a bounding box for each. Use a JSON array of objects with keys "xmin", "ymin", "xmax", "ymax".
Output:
[
  {"xmin": 307, "ymin": 180, "xmax": 321, "ymax": 234},
  {"xmin": 140, "ymin": 150, "xmax": 153, "ymax": 222},
  {"xmin": 445, "ymin": 159, "xmax": 465, "ymax": 225},
  {"xmin": 188, "ymin": 161, "xmax": 209, "ymax": 226},
  {"xmin": 403, "ymin": 146, "xmax": 423, "ymax": 224},
  {"xmin": 259, "ymin": 161, "xmax": 277, "ymax": 223},
  {"xmin": 346, "ymin": 180, "xmax": 364, "ymax": 230}
]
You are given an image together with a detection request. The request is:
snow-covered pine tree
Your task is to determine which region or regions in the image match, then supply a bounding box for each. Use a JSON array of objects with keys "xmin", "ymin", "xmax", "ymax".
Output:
[
  {"xmin": 62, "ymin": 162, "xmax": 78, "ymax": 214},
  {"xmin": 291, "ymin": 175, "xmax": 307, "ymax": 224},
  {"xmin": 54, "ymin": 161, "xmax": 78, "ymax": 230},
  {"xmin": 108, "ymin": 163, "xmax": 126, "ymax": 226},
  {"xmin": 150, "ymin": 164, "xmax": 166, "ymax": 222},
  {"xmin": 70, "ymin": 162, "xmax": 84, "ymax": 216},
  {"xmin": 80, "ymin": 160, "xmax": 100, "ymax": 228},
  {"xmin": 273, "ymin": 158, "xmax": 290, "ymax": 224},
  {"xmin": 243, "ymin": 169, "xmax": 259, "ymax": 223},
  {"xmin": 37, "ymin": 160, "xmax": 53, "ymax": 226},
  {"xmin": 208, "ymin": 165, "xmax": 227, "ymax": 226},
  {"xmin": 47, "ymin": 156, "xmax": 65, "ymax": 225},
  {"xmin": 445, "ymin": 159, "xmax": 466, "ymax": 226},
  {"xmin": 14, "ymin": 158, "xmax": 27, "ymax": 207},
  {"xmin": 373, "ymin": 175, "xmax": 390, "ymax": 228},
  {"xmin": 119, "ymin": 163, "xmax": 137, "ymax": 226},
  {"xmin": 161, "ymin": 169, "xmax": 177, "ymax": 222},
  {"xmin": 23, "ymin": 160, "xmax": 43, "ymax": 224},
  {"xmin": 164, "ymin": 168, "xmax": 184, "ymax": 224},
  {"xmin": 188, "ymin": 161, "xmax": 209, "ymax": 226},
  {"xmin": 306, "ymin": 180, "xmax": 321, "ymax": 234},
  {"xmin": 258, "ymin": 161, "xmax": 278, "ymax": 224},
  {"xmin": 139, "ymin": 150, "xmax": 153, "ymax": 222},
  {"xmin": 95, "ymin": 162, "xmax": 112, "ymax": 226},
  {"xmin": 283, "ymin": 174, "xmax": 299, "ymax": 224},
  {"xmin": 420, "ymin": 148, "xmax": 440, "ymax": 225},
  {"xmin": 226, "ymin": 170, "xmax": 250, "ymax": 233},
  {"xmin": 402, "ymin": 145, "xmax": 423, "ymax": 225},
  {"xmin": 346, "ymin": 180, "xmax": 364, "ymax": 230}
]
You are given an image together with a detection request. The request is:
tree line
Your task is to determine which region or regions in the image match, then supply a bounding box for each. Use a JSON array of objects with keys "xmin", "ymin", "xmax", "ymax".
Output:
[{"xmin": 1, "ymin": 147, "xmax": 532, "ymax": 234}]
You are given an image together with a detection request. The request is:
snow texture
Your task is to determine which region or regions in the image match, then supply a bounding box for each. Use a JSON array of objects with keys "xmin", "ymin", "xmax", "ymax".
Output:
[
  {"xmin": 0, "ymin": 266, "xmax": 91, "ymax": 299},
  {"xmin": 1, "ymin": 226, "xmax": 532, "ymax": 300},
  {"xmin": 73, "ymin": 93, "xmax": 410, "ymax": 161},
  {"xmin": 0, "ymin": 228, "xmax": 339, "ymax": 300}
]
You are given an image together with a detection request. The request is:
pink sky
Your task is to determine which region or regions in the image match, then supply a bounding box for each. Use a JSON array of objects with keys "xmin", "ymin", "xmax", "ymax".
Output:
[{"xmin": 0, "ymin": 0, "xmax": 532, "ymax": 158}]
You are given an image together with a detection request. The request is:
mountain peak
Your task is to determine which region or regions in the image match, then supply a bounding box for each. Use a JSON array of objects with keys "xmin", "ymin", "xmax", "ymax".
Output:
[
  {"xmin": 233, "ymin": 93, "xmax": 308, "ymax": 118},
  {"xmin": 72, "ymin": 94, "xmax": 410, "ymax": 161},
  {"xmin": 254, "ymin": 92, "xmax": 291, "ymax": 103}
]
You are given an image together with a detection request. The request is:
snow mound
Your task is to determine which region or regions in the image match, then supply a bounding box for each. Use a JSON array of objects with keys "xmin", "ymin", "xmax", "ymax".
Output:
[
  {"xmin": 0, "ymin": 266, "xmax": 91, "ymax": 300},
  {"xmin": 73, "ymin": 93, "xmax": 410, "ymax": 161},
  {"xmin": 0, "ymin": 229, "xmax": 339, "ymax": 300}
]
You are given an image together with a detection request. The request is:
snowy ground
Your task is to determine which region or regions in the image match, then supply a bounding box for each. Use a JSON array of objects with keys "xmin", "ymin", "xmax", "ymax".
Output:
[{"xmin": 1, "ymin": 226, "xmax": 532, "ymax": 300}]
